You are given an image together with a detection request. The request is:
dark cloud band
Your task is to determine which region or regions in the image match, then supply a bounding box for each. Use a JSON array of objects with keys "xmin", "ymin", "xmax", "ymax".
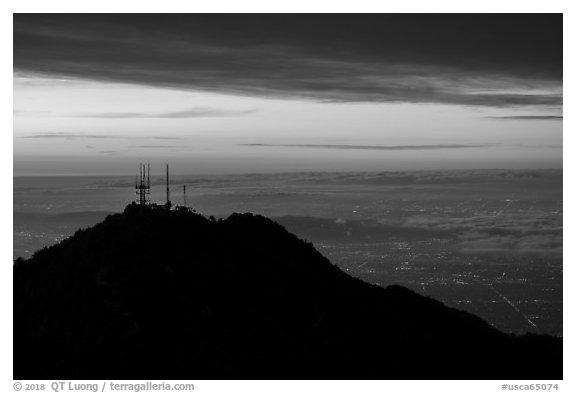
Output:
[
  {"xmin": 486, "ymin": 115, "xmax": 563, "ymax": 121},
  {"xmin": 14, "ymin": 14, "xmax": 562, "ymax": 108},
  {"xmin": 15, "ymin": 108, "xmax": 256, "ymax": 119},
  {"xmin": 241, "ymin": 143, "xmax": 491, "ymax": 151},
  {"xmin": 22, "ymin": 132, "xmax": 184, "ymax": 140},
  {"xmin": 70, "ymin": 108, "xmax": 257, "ymax": 119}
]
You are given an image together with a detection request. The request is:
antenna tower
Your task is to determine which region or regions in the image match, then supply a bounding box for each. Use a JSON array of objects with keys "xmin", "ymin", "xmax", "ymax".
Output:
[
  {"xmin": 165, "ymin": 164, "xmax": 172, "ymax": 209},
  {"xmin": 183, "ymin": 184, "xmax": 187, "ymax": 207},
  {"xmin": 135, "ymin": 163, "xmax": 151, "ymax": 205}
]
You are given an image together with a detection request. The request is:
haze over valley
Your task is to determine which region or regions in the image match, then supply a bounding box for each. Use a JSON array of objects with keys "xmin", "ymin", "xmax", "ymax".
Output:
[{"xmin": 14, "ymin": 169, "xmax": 563, "ymax": 337}]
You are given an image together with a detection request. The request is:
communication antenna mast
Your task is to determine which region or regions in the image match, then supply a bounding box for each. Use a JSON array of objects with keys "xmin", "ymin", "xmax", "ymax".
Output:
[
  {"xmin": 135, "ymin": 163, "xmax": 150, "ymax": 205},
  {"xmin": 183, "ymin": 184, "xmax": 187, "ymax": 207},
  {"xmin": 165, "ymin": 163, "xmax": 172, "ymax": 209}
]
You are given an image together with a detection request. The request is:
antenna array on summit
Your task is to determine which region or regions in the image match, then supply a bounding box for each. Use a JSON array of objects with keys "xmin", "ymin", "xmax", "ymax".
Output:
[
  {"xmin": 134, "ymin": 163, "xmax": 181, "ymax": 210},
  {"xmin": 135, "ymin": 163, "xmax": 151, "ymax": 205}
]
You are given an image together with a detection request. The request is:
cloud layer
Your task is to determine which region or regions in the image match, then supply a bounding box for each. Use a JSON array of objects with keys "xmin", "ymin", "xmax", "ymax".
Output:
[
  {"xmin": 241, "ymin": 143, "xmax": 491, "ymax": 151},
  {"xmin": 71, "ymin": 108, "xmax": 257, "ymax": 119},
  {"xmin": 14, "ymin": 14, "xmax": 562, "ymax": 108},
  {"xmin": 15, "ymin": 108, "xmax": 256, "ymax": 119},
  {"xmin": 22, "ymin": 132, "xmax": 184, "ymax": 140},
  {"xmin": 486, "ymin": 115, "xmax": 563, "ymax": 121}
]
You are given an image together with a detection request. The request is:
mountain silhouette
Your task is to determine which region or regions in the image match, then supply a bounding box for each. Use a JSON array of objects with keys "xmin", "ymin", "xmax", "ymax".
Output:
[{"xmin": 14, "ymin": 203, "xmax": 561, "ymax": 379}]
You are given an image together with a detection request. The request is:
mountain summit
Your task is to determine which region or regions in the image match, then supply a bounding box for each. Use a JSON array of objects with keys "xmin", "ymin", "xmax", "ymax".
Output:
[{"xmin": 14, "ymin": 204, "xmax": 561, "ymax": 379}]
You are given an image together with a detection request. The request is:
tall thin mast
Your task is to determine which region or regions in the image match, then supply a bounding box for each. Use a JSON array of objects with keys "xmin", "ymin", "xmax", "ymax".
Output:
[
  {"xmin": 166, "ymin": 164, "xmax": 171, "ymax": 209},
  {"xmin": 183, "ymin": 184, "xmax": 187, "ymax": 207},
  {"xmin": 140, "ymin": 164, "xmax": 144, "ymax": 205}
]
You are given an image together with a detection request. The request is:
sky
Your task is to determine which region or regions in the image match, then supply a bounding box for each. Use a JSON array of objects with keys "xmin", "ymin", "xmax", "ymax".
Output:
[{"xmin": 13, "ymin": 14, "xmax": 563, "ymax": 176}]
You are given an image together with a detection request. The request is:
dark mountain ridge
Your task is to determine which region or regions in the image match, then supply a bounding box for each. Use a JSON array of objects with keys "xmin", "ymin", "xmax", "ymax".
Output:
[{"xmin": 14, "ymin": 203, "xmax": 562, "ymax": 379}]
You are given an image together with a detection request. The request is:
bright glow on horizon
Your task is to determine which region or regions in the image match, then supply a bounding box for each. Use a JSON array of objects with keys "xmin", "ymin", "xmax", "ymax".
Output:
[{"xmin": 13, "ymin": 74, "xmax": 562, "ymax": 176}]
